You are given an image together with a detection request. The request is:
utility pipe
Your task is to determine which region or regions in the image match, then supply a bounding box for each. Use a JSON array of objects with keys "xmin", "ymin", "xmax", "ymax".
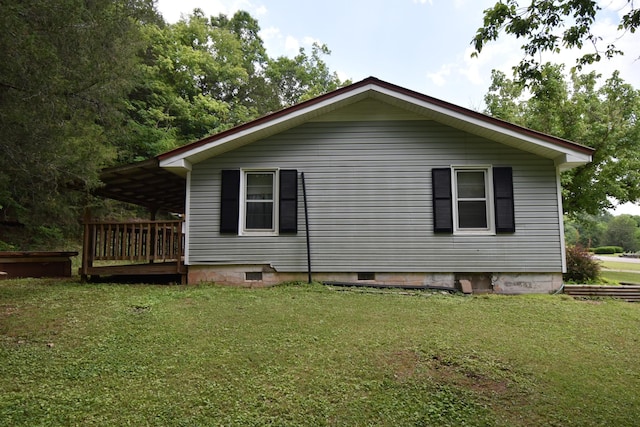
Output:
[{"xmin": 301, "ymin": 172, "xmax": 312, "ymax": 284}]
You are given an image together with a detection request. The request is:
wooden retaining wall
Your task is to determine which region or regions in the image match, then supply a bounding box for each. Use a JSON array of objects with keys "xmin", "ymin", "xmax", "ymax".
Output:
[{"xmin": 564, "ymin": 285, "xmax": 640, "ymax": 302}]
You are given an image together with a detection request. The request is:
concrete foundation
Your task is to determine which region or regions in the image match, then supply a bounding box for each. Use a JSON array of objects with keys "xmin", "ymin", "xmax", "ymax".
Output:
[{"xmin": 187, "ymin": 265, "xmax": 563, "ymax": 294}]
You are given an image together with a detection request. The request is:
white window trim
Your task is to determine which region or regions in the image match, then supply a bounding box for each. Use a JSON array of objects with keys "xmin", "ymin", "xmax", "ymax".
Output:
[
  {"xmin": 451, "ymin": 166, "xmax": 495, "ymax": 235},
  {"xmin": 239, "ymin": 168, "xmax": 280, "ymax": 236}
]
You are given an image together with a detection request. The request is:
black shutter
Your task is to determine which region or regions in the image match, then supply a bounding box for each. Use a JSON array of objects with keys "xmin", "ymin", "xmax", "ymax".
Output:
[
  {"xmin": 279, "ymin": 169, "xmax": 298, "ymax": 233},
  {"xmin": 220, "ymin": 169, "xmax": 240, "ymax": 234},
  {"xmin": 493, "ymin": 167, "xmax": 515, "ymax": 233},
  {"xmin": 432, "ymin": 168, "xmax": 453, "ymax": 233}
]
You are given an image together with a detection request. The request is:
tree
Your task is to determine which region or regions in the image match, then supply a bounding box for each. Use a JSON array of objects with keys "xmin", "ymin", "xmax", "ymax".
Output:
[
  {"xmin": 0, "ymin": 0, "xmax": 158, "ymax": 244},
  {"xmin": 1, "ymin": 5, "xmax": 348, "ymax": 248},
  {"xmin": 472, "ymin": 0, "xmax": 639, "ymax": 83},
  {"xmin": 120, "ymin": 10, "xmax": 255, "ymax": 162},
  {"xmin": 604, "ymin": 215, "xmax": 640, "ymax": 252},
  {"xmin": 266, "ymin": 43, "xmax": 347, "ymax": 107},
  {"xmin": 484, "ymin": 65, "xmax": 640, "ymax": 214},
  {"xmin": 564, "ymin": 212, "xmax": 609, "ymax": 248},
  {"xmin": 120, "ymin": 11, "xmax": 348, "ymax": 162}
]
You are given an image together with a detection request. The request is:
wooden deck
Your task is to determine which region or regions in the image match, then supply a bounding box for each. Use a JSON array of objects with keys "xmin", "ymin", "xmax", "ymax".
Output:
[{"xmin": 80, "ymin": 220, "xmax": 186, "ymax": 283}]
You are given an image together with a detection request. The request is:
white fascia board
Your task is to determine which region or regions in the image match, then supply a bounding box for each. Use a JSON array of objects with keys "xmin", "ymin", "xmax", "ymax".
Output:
[
  {"xmin": 158, "ymin": 85, "xmax": 374, "ymax": 168},
  {"xmin": 371, "ymin": 86, "xmax": 591, "ymax": 160},
  {"xmin": 159, "ymin": 158, "xmax": 192, "ymax": 176},
  {"xmin": 554, "ymin": 153, "xmax": 592, "ymax": 171}
]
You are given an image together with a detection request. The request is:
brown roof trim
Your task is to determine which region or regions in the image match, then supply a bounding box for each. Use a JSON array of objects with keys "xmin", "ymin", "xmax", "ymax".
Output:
[
  {"xmin": 157, "ymin": 76, "xmax": 594, "ymax": 161},
  {"xmin": 156, "ymin": 78, "xmax": 377, "ymax": 161}
]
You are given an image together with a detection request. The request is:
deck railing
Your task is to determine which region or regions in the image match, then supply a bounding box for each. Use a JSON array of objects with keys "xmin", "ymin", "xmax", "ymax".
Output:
[{"xmin": 81, "ymin": 220, "xmax": 185, "ymax": 278}]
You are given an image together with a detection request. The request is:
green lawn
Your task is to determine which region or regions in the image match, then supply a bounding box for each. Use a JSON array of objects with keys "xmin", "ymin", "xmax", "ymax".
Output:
[
  {"xmin": 598, "ymin": 256, "xmax": 640, "ymax": 284},
  {"xmin": 2, "ymin": 279, "xmax": 640, "ymax": 426}
]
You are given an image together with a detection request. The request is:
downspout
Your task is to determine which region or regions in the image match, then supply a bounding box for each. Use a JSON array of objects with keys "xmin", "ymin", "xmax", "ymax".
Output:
[
  {"xmin": 301, "ymin": 172, "xmax": 312, "ymax": 284},
  {"xmin": 555, "ymin": 166, "xmax": 567, "ymax": 295}
]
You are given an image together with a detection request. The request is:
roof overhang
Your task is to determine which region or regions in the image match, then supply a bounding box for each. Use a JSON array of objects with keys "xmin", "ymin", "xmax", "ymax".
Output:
[
  {"xmin": 97, "ymin": 77, "xmax": 592, "ymax": 211},
  {"xmin": 158, "ymin": 77, "xmax": 593, "ymax": 174},
  {"xmin": 96, "ymin": 158, "xmax": 186, "ymax": 213}
]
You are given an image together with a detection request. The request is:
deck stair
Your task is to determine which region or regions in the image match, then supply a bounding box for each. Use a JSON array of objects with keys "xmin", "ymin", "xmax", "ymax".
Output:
[{"xmin": 563, "ymin": 285, "xmax": 640, "ymax": 302}]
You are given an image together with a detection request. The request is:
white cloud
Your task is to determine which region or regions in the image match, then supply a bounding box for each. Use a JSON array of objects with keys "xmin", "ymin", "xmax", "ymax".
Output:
[
  {"xmin": 262, "ymin": 31, "xmax": 325, "ymax": 57},
  {"xmin": 156, "ymin": 0, "xmax": 263, "ymax": 23},
  {"xmin": 426, "ymin": 64, "xmax": 452, "ymax": 86},
  {"xmin": 302, "ymin": 36, "xmax": 322, "ymax": 47},
  {"xmin": 599, "ymin": 0, "xmax": 634, "ymax": 19},
  {"xmin": 284, "ymin": 36, "xmax": 300, "ymax": 53}
]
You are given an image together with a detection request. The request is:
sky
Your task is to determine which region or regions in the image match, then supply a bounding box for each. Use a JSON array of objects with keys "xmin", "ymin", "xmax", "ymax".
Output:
[{"xmin": 156, "ymin": 0, "xmax": 640, "ymax": 215}]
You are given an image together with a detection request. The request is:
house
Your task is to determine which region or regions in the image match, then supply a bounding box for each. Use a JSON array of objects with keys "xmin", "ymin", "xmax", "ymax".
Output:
[{"xmin": 91, "ymin": 77, "xmax": 594, "ymax": 293}]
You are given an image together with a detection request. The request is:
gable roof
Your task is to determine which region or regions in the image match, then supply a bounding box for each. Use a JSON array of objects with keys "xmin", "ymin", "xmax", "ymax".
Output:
[{"xmin": 158, "ymin": 76, "xmax": 593, "ymax": 175}]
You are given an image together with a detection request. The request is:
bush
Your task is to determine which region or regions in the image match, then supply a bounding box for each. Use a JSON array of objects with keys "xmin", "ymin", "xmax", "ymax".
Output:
[
  {"xmin": 593, "ymin": 246, "xmax": 624, "ymax": 254},
  {"xmin": 564, "ymin": 245, "xmax": 601, "ymax": 283}
]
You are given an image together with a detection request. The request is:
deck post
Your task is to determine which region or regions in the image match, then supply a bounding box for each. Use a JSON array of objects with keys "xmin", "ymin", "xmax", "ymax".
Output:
[{"xmin": 80, "ymin": 207, "xmax": 92, "ymax": 282}]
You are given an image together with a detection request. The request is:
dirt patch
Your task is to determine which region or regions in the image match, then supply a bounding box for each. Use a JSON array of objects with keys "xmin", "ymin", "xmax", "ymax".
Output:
[
  {"xmin": 131, "ymin": 305, "xmax": 151, "ymax": 314},
  {"xmin": 381, "ymin": 349, "xmax": 522, "ymax": 399},
  {"xmin": 384, "ymin": 349, "xmax": 424, "ymax": 382},
  {"xmin": 0, "ymin": 304, "xmax": 19, "ymax": 317}
]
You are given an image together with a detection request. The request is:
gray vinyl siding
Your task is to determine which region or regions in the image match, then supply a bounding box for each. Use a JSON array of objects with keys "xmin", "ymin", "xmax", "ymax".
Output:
[{"xmin": 188, "ymin": 119, "xmax": 563, "ymax": 273}]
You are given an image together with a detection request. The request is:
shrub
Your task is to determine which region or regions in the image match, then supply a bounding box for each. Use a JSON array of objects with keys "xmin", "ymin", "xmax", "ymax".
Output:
[
  {"xmin": 564, "ymin": 245, "xmax": 601, "ymax": 283},
  {"xmin": 593, "ymin": 246, "xmax": 624, "ymax": 254}
]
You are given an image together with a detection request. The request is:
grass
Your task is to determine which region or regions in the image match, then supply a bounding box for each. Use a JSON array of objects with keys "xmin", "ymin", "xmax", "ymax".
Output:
[
  {"xmin": 600, "ymin": 271, "xmax": 640, "ymax": 284},
  {"xmin": 2, "ymin": 279, "xmax": 640, "ymax": 426},
  {"xmin": 597, "ymin": 256, "xmax": 640, "ymax": 284}
]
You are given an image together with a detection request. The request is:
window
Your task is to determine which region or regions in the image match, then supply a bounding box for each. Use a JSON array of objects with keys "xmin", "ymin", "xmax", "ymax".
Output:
[
  {"xmin": 219, "ymin": 169, "xmax": 298, "ymax": 235},
  {"xmin": 454, "ymin": 169, "xmax": 491, "ymax": 232},
  {"xmin": 432, "ymin": 166, "xmax": 515, "ymax": 234},
  {"xmin": 243, "ymin": 171, "xmax": 277, "ymax": 234}
]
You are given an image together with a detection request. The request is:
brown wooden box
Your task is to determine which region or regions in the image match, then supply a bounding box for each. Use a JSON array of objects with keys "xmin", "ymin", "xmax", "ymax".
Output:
[{"xmin": 0, "ymin": 252, "xmax": 78, "ymax": 279}]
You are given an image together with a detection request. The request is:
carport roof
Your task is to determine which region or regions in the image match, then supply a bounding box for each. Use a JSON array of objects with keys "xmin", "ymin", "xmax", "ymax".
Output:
[{"xmin": 95, "ymin": 158, "xmax": 185, "ymax": 213}]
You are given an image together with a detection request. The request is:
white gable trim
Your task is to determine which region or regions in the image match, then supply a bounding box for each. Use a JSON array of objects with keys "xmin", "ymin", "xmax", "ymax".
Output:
[
  {"xmin": 159, "ymin": 79, "xmax": 592, "ymax": 172},
  {"xmin": 159, "ymin": 86, "xmax": 372, "ymax": 169}
]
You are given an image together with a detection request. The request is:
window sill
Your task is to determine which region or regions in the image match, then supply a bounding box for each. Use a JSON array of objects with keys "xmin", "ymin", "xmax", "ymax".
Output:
[
  {"xmin": 453, "ymin": 230, "xmax": 496, "ymax": 236},
  {"xmin": 239, "ymin": 231, "xmax": 279, "ymax": 237}
]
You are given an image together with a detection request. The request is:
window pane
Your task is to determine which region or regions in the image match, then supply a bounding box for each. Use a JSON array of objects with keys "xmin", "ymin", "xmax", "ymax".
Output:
[
  {"xmin": 246, "ymin": 202, "xmax": 273, "ymax": 229},
  {"xmin": 457, "ymin": 171, "xmax": 485, "ymax": 198},
  {"xmin": 458, "ymin": 201, "xmax": 487, "ymax": 228},
  {"xmin": 246, "ymin": 173, "xmax": 273, "ymax": 200}
]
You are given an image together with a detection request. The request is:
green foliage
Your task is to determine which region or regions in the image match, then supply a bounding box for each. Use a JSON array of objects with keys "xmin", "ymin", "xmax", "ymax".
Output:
[
  {"xmin": 605, "ymin": 214, "xmax": 640, "ymax": 252},
  {"xmin": 0, "ymin": 0, "xmax": 159, "ymax": 239},
  {"xmin": 564, "ymin": 221, "xmax": 579, "ymax": 246},
  {"xmin": 485, "ymin": 66, "xmax": 640, "ymax": 214},
  {"xmin": 0, "ymin": 240, "xmax": 16, "ymax": 251},
  {"xmin": 266, "ymin": 43, "xmax": 347, "ymax": 107},
  {"xmin": 2, "ymin": 281, "xmax": 640, "ymax": 426},
  {"xmin": 564, "ymin": 245, "xmax": 601, "ymax": 283},
  {"xmin": 119, "ymin": 11, "xmax": 349, "ymax": 162},
  {"xmin": 472, "ymin": 0, "xmax": 638, "ymax": 84},
  {"xmin": 1, "ymin": 4, "xmax": 347, "ymax": 247},
  {"xmin": 592, "ymin": 246, "xmax": 624, "ymax": 254}
]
